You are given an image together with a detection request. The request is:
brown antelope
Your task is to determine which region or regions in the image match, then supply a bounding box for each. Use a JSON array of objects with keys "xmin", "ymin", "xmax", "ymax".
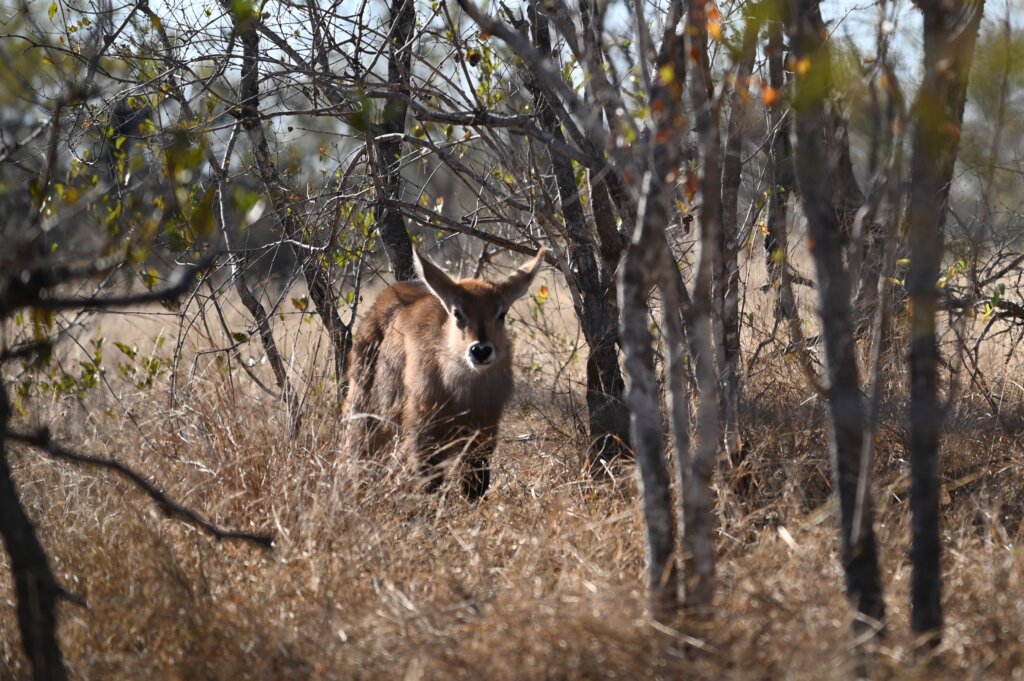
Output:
[{"xmin": 345, "ymin": 246, "xmax": 546, "ymax": 499}]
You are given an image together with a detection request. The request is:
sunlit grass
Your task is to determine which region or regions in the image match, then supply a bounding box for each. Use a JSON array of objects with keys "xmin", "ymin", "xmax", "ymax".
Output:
[{"xmin": 2, "ymin": 288, "xmax": 1022, "ymax": 680}]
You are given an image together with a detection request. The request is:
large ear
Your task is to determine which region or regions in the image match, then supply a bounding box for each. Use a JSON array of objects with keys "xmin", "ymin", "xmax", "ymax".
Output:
[
  {"xmin": 413, "ymin": 245, "xmax": 461, "ymax": 309},
  {"xmin": 497, "ymin": 248, "xmax": 546, "ymax": 306}
]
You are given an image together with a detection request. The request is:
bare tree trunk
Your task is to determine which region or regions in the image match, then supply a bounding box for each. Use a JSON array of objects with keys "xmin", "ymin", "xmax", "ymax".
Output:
[
  {"xmin": 576, "ymin": 0, "xmax": 630, "ymax": 271},
  {"xmin": 617, "ymin": 0, "xmax": 719, "ymax": 616},
  {"xmin": 829, "ymin": 101, "xmax": 887, "ymax": 334},
  {"xmin": 907, "ymin": 0, "xmax": 984, "ymax": 643},
  {"xmin": 235, "ymin": 8, "xmax": 353, "ymax": 383},
  {"xmin": 762, "ymin": 21, "xmax": 824, "ymax": 390},
  {"xmin": 589, "ymin": 174, "xmax": 626, "ymax": 270},
  {"xmin": 787, "ymin": 2, "xmax": 886, "ymax": 337},
  {"xmin": 0, "ymin": 383, "xmax": 68, "ymax": 681},
  {"xmin": 530, "ymin": 4, "xmax": 631, "ymax": 467},
  {"xmin": 787, "ymin": 0, "xmax": 885, "ymax": 635},
  {"xmin": 683, "ymin": 0, "xmax": 722, "ymax": 614},
  {"xmin": 619, "ymin": 237, "xmax": 679, "ymax": 619},
  {"xmin": 719, "ymin": 13, "xmax": 760, "ymax": 467},
  {"xmin": 617, "ymin": 2, "xmax": 688, "ymax": 619},
  {"xmin": 376, "ymin": 0, "xmax": 416, "ymax": 281},
  {"xmin": 214, "ymin": 129, "xmax": 301, "ymax": 422},
  {"xmin": 764, "ymin": 20, "xmax": 796, "ymax": 320}
]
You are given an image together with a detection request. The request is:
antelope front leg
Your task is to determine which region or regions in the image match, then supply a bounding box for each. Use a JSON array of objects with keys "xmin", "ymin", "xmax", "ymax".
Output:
[{"xmin": 461, "ymin": 428, "xmax": 497, "ymax": 501}]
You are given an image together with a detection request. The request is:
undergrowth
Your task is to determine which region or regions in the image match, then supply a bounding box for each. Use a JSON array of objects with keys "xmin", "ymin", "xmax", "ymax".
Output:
[{"xmin": 2, "ymin": 303, "xmax": 1023, "ymax": 680}]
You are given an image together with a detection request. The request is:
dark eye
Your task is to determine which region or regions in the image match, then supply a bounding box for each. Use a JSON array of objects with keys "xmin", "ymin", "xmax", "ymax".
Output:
[
  {"xmin": 497, "ymin": 310, "xmax": 507, "ymax": 323},
  {"xmin": 453, "ymin": 308, "xmax": 465, "ymax": 324}
]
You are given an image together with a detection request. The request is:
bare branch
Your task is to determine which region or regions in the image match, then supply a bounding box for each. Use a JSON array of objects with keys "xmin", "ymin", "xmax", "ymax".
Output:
[
  {"xmin": 5, "ymin": 428, "xmax": 274, "ymax": 549},
  {"xmin": 0, "ymin": 255, "xmax": 212, "ymax": 317}
]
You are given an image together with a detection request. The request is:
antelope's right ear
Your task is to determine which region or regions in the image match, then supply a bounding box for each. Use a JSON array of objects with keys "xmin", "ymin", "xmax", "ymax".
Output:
[{"xmin": 413, "ymin": 245, "xmax": 461, "ymax": 310}]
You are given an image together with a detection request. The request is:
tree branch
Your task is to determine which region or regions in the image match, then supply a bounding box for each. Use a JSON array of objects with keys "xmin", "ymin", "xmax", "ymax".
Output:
[
  {"xmin": 5, "ymin": 428, "xmax": 274, "ymax": 549},
  {"xmin": 0, "ymin": 255, "xmax": 212, "ymax": 317}
]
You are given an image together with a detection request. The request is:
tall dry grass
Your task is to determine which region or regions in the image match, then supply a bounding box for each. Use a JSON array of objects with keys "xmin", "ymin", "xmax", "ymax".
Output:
[{"xmin": 2, "ymin": 277, "xmax": 1023, "ymax": 680}]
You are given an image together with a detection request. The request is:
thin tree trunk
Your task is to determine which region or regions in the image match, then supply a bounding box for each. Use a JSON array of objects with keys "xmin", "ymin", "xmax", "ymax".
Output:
[
  {"xmin": 575, "ymin": 0, "xmax": 632, "ymax": 264},
  {"xmin": 858, "ymin": 57, "xmax": 907, "ymax": 577},
  {"xmin": 683, "ymin": 0, "xmax": 722, "ymax": 614},
  {"xmin": 619, "ymin": 237, "xmax": 679, "ymax": 619},
  {"xmin": 906, "ymin": 0, "xmax": 984, "ymax": 643},
  {"xmin": 719, "ymin": 12, "xmax": 760, "ymax": 467},
  {"xmin": 787, "ymin": 0, "xmax": 886, "ymax": 634},
  {"xmin": 829, "ymin": 100, "xmax": 887, "ymax": 335},
  {"xmin": 214, "ymin": 127, "xmax": 301, "ymax": 422},
  {"xmin": 764, "ymin": 20, "xmax": 797, "ymax": 325},
  {"xmin": 618, "ymin": 0, "xmax": 719, "ymax": 615},
  {"xmin": 576, "ymin": 0, "xmax": 622, "ymax": 138},
  {"xmin": 590, "ymin": 174, "xmax": 625, "ymax": 272},
  {"xmin": 235, "ymin": 8, "xmax": 353, "ymax": 383},
  {"xmin": 788, "ymin": 1, "xmax": 886, "ymax": 337},
  {"xmin": 764, "ymin": 21, "xmax": 790, "ymax": 277},
  {"xmin": 0, "ymin": 382, "xmax": 68, "ymax": 681},
  {"xmin": 617, "ymin": 1, "xmax": 686, "ymax": 618},
  {"xmin": 376, "ymin": 0, "xmax": 416, "ymax": 281},
  {"xmin": 763, "ymin": 21, "xmax": 823, "ymax": 391},
  {"xmin": 530, "ymin": 4, "xmax": 631, "ymax": 466}
]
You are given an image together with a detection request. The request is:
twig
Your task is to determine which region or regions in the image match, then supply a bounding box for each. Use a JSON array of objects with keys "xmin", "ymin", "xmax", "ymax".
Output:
[
  {"xmin": 0, "ymin": 118, "xmax": 52, "ymax": 164},
  {"xmin": 388, "ymin": 199, "xmax": 550, "ymax": 260}
]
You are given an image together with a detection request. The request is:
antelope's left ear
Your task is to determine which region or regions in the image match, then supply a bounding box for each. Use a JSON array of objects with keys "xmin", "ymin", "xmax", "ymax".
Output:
[{"xmin": 498, "ymin": 248, "xmax": 546, "ymax": 305}]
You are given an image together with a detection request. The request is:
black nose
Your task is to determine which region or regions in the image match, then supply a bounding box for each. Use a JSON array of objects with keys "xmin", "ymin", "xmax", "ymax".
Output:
[{"xmin": 468, "ymin": 342, "xmax": 495, "ymax": 365}]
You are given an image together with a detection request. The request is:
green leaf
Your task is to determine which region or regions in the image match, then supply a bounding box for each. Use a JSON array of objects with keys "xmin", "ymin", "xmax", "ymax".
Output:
[
  {"xmin": 190, "ymin": 188, "xmax": 216, "ymax": 237},
  {"xmin": 231, "ymin": 0, "xmax": 256, "ymax": 20},
  {"xmin": 48, "ymin": 2, "xmax": 57, "ymax": 20},
  {"xmin": 348, "ymin": 92, "xmax": 373, "ymax": 133},
  {"xmin": 113, "ymin": 341, "xmax": 137, "ymax": 358}
]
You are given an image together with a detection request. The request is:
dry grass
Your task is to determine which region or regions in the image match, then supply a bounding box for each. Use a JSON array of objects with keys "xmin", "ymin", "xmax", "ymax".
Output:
[{"xmin": 2, "ymin": 287, "xmax": 1024, "ymax": 681}]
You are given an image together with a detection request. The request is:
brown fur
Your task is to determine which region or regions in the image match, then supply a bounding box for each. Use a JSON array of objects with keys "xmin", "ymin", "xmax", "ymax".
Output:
[{"xmin": 345, "ymin": 248, "xmax": 545, "ymax": 499}]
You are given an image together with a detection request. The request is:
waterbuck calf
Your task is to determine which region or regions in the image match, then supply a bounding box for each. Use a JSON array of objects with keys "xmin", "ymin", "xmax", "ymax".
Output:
[{"xmin": 345, "ymin": 246, "xmax": 545, "ymax": 499}]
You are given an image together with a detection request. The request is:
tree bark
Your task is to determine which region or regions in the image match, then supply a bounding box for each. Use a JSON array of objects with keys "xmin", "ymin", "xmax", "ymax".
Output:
[
  {"xmin": 764, "ymin": 20, "xmax": 796, "ymax": 320},
  {"xmin": 376, "ymin": 0, "xmax": 416, "ymax": 281},
  {"xmin": 619, "ymin": 236, "xmax": 679, "ymax": 619},
  {"xmin": 906, "ymin": 0, "xmax": 984, "ymax": 643},
  {"xmin": 787, "ymin": 0, "xmax": 885, "ymax": 634},
  {"xmin": 235, "ymin": 8, "xmax": 353, "ymax": 383},
  {"xmin": 589, "ymin": 174, "xmax": 625, "ymax": 272},
  {"xmin": 682, "ymin": 0, "xmax": 722, "ymax": 614},
  {"xmin": 214, "ymin": 129, "xmax": 301, "ymax": 422},
  {"xmin": 0, "ymin": 383, "xmax": 68, "ymax": 681},
  {"xmin": 530, "ymin": 4, "xmax": 631, "ymax": 467},
  {"xmin": 617, "ymin": 0, "xmax": 719, "ymax": 616},
  {"xmin": 719, "ymin": 12, "xmax": 760, "ymax": 467},
  {"xmin": 617, "ymin": 3, "xmax": 688, "ymax": 619}
]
